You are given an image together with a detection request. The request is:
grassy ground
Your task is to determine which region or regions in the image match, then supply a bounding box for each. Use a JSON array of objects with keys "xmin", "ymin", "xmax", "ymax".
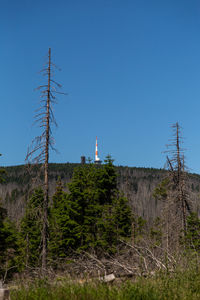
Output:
[{"xmin": 10, "ymin": 268, "xmax": 200, "ymax": 300}]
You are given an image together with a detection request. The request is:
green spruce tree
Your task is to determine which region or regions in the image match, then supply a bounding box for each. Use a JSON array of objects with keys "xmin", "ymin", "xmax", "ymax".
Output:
[
  {"xmin": 184, "ymin": 213, "xmax": 200, "ymax": 251},
  {"xmin": 18, "ymin": 188, "xmax": 44, "ymax": 269},
  {"xmin": 0, "ymin": 202, "xmax": 18, "ymax": 280},
  {"xmin": 49, "ymin": 156, "xmax": 132, "ymax": 258},
  {"xmin": 49, "ymin": 178, "xmax": 79, "ymax": 262}
]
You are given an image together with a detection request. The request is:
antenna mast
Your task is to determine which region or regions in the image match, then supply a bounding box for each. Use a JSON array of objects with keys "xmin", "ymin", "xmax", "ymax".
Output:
[{"xmin": 94, "ymin": 136, "xmax": 102, "ymax": 164}]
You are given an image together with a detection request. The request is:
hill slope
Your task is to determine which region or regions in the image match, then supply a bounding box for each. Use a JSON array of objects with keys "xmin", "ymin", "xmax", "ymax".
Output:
[{"xmin": 0, "ymin": 163, "xmax": 200, "ymax": 223}]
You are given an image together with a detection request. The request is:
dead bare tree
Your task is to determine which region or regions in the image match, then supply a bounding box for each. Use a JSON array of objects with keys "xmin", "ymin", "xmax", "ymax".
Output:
[
  {"xmin": 164, "ymin": 122, "xmax": 191, "ymax": 247},
  {"xmin": 26, "ymin": 48, "xmax": 65, "ymax": 273}
]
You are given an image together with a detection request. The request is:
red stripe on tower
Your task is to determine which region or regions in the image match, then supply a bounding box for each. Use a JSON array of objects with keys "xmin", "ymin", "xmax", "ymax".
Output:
[{"xmin": 94, "ymin": 136, "xmax": 101, "ymax": 164}]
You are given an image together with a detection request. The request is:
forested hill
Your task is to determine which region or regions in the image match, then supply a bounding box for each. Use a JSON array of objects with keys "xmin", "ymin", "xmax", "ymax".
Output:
[{"xmin": 0, "ymin": 163, "xmax": 200, "ymax": 223}]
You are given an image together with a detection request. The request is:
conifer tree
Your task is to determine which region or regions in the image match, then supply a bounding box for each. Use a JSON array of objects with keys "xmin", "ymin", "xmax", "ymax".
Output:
[
  {"xmin": 184, "ymin": 213, "xmax": 200, "ymax": 251},
  {"xmin": 49, "ymin": 156, "xmax": 132, "ymax": 259},
  {"xmin": 0, "ymin": 203, "xmax": 18, "ymax": 280},
  {"xmin": 18, "ymin": 188, "xmax": 44, "ymax": 269},
  {"xmin": 0, "ymin": 154, "xmax": 17, "ymax": 280},
  {"xmin": 49, "ymin": 178, "xmax": 75, "ymax": 261}
]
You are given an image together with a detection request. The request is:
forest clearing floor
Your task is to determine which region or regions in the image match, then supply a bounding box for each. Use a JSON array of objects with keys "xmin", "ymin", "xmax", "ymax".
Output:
[{"xmin": 8, "ymin": 267, "xmax": 200, "ymax": 300}]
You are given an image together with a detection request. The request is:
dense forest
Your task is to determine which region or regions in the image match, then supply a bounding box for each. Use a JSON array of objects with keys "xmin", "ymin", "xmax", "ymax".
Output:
[
  {"xmin": 0, "ymin": 157, "xmax": 133, "ymax": 277},
  {"xmin": 0, "ymin": 154, "xmax": 200, "ymax": 279},
  {"xmin": 1, "ymin": 162, "xmax": 200, "ymax": 224}
]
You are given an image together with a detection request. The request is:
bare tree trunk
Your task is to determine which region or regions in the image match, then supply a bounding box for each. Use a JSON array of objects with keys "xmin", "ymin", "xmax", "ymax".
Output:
[
  {"xmin": 163, "ymin": 122, "xmax": 190, "ymax": 248},
  {"xmin": 42, "ymin": 48, "xmax": 51, "ymax": 272},
  {"xmin": 175, "ymin": 123, "xmax": 187, "ymax": 235},
  {"xmin": 26, "ymin": 48, "xmax": 66, "ymax": 273}
]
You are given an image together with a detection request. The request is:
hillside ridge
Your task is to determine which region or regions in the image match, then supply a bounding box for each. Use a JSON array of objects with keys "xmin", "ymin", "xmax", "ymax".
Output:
[{"xmin": 0, "ymin": 163, "xmax": 200, "ymax": 223}]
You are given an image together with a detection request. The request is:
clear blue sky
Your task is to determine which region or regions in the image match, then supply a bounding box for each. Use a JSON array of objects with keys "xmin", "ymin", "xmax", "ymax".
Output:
[{"xmin": 1, "ymin": 0, "xmax": 200, "ymax": 173}]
